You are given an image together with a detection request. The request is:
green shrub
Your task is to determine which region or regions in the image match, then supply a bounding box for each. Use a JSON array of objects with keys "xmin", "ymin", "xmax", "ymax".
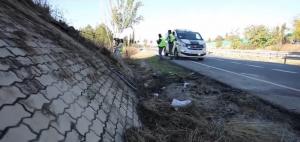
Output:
[{"xmin": 216, "ymin": 40, "xmax": 223, "ymax": 48}]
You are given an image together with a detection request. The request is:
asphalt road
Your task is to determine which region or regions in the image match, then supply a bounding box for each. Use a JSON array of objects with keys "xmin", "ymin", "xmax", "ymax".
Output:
[{"xmin": 171, "ymin": 55, "xmax": 300, "ymax": 113}]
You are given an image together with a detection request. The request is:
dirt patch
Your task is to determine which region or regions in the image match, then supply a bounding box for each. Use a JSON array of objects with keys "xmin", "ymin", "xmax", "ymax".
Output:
[{"xmin": 124, "ymin": 57, "xmax": 300, "ymax": 142}]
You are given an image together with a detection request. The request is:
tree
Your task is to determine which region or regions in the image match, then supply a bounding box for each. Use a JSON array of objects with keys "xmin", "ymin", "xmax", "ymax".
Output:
[
  {"xmin": 280, "ymin": 23, "xmax": 287, "ymax": 44},
  {"xmin": 111, "ymin": 0, "xmax": 143, "ymax": 42},
  {"xmin": 231, "ymin": 37, "xmax": 243, "ymax": 49},
  {"xmin": 268, "ymin": 24, "xmax": 286, "ymax": 46},
  {"xmin": 269, "ymin": 26, "xmax": 281, "ymax": 46},
  {"xmin": 215, "ymin": 35, "xmax": 224, "ymax": 41},
  {"xmin": 94, "ymin": 24, "xmax": 113, "ymax": 47},
  {"xmin": 80, "ymin": 24, "xmax": 113, "ymax": 48},
  {"xmin": 225, "ymin": 33, "xmax": 229, "ymax": 40},
  {"xmin": 207, "ymin": 38, "xmax": 212, "ymax": 42},
  {"xmin": 215, "ymin": 35, "xmax": 224, "ymax": 48},
  {"xmin": 293, "ymin": 18, "xmax": 300, "ymax": 41},
  {"xmin": 244, "ymin": 25, "xmax": 272, "ymax": 48},
  {"xmin": 80, "ymin": 25, "xmax": 95, "ymax": 41},
  {"xmin": 285, "ymin": 33, "xmax": 294, "ymax": 43},
  {"xmin": 227, "ymin": 34, "xmax": 243, "ymax": 49},
  {"xmin": 143, "ymin": 39, "xmax": 148, "ymax": 47}
]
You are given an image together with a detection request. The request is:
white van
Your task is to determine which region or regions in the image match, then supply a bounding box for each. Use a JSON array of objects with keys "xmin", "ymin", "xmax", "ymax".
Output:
[{"xmin": 165, "ymin": 29, "xmax": 206, "ymax": 60}]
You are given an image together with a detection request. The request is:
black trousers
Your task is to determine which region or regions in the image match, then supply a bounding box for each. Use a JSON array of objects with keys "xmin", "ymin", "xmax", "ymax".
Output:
[
  {"xmin": 169, "ymin": 43, "xmax": 174, "ymax": 55},
  {"xmin": 158, "ymin": 47, "xmax": 165, "ymax": 57}
]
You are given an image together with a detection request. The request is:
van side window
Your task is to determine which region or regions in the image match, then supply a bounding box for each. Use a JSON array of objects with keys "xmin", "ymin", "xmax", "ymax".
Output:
[{"xmin": 196, "ymin": 34, "xmax": 201, "ymax": 40}]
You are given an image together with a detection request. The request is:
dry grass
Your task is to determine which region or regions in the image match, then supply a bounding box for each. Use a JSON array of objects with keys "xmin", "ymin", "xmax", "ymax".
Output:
[
  {"xmin": 131, "ymin": 49, "xmax": 157, "ymax": 59},
  {"xmin": 126, "ymin": 96, "xmax": 300, "ymax": 142},
  {"xmin": 224, "ymin": 120, "xmax": 299, "ymax": 142},
  {"xmin": 124, "ymin": 58, "xmax": 300, "ymax": 142},
  {"xmin": 265, "ymin": 44, "xmax": 300, "ymax": 52},
  {"xmin": 125, "ymin": 46, "xmax": 139, "ymax": 58},
  {"xmin": 280, "ymin": 44, "xmax": 300, "ymax": 52}
]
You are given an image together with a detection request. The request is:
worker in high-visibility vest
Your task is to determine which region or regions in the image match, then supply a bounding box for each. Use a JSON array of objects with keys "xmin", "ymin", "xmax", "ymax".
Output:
[
  {"xmin": 157, "ymin": 34, "xmax": 167, "ymax": 59},
  {"xmin": 167, "ymin": 30, "xmax": 176, "ymax": 59}
]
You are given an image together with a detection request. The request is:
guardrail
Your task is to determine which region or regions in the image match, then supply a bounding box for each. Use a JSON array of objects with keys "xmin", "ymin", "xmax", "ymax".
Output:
[
  {"xmin": 284, "ymin": 52, "xmax": 300, "ymax": 64},
  {"xmin": 208, "ymin": 49, "xmax": 300, "ymax": 64}
]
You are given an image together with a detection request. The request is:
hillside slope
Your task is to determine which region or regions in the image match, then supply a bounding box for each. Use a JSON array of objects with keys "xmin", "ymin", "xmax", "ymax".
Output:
[{"xmin": 0, "ymin": 0, "xmax": 139, "ymax": 142}]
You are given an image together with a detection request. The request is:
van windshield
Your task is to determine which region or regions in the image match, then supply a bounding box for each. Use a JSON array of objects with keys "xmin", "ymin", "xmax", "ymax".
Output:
[{"xmin": 177, "ymin": 32, "xmax": 203, "ymax": 40}]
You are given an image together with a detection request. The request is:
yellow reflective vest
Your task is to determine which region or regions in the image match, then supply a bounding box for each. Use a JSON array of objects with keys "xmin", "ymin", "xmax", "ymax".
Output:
[
  {"xmin": 170, "ymin": 34, "xmax": 176, "ymax": 43},
  {"xmin": 158, "ymin": 37, "xmax": 167, "ymax": 48}
]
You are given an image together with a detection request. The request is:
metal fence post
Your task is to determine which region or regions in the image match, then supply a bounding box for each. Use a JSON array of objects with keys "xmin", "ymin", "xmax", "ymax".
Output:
[{"xmin": 284, "ymin": 54, "xmax": 287, "ymax": 64}]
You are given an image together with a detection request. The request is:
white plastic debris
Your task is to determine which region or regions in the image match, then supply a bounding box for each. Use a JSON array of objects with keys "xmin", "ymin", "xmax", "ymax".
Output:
[
  {"xmin": 171, "ymin": 99, "xmax": 192, "ymax": 108},
  {"xmin": 153, "ymin": 93, "xmax": 159, "ymax": 97},
  {"xmin": 183, "ymin": 82, "xmax": 190, "ymax": 88}
]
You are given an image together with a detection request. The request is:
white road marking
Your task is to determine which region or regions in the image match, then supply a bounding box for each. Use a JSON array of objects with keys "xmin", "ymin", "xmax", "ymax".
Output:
[
  {"xmin": 272, "ymin": 69, "xmax": 298, "ymax": 74},
  {"xmin": 246, "ymin": 64, "xmax": 264, "ymax": 68},
  {"xmin": 231, "ymin": 62, "xmax": 241, "ymax": 65},
  {"xmin": 240, "ymin": 73, "xmax": 259, "ymax": 78},
  {"xmin": 192, "ymin": 61, "xmax": 300, "ymax": 92},
  {"xmin": 214, "ymin": 58, "xmax": 225, "ymax": 61}
]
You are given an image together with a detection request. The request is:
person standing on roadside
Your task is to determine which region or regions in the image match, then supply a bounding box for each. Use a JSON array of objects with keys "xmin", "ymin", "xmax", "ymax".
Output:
[
  {"xmin": 167, "ymin": 30, "xmax": 176, "ymax": 59},
  {"xmin": 114, "ymin": 38, "xmax": 123, "ymax": 57},
  {"xmin": 157, "ymin": 34, "xmax": 167, "ymax": 60},
  {"xmin": 172, "ymin": 31, "xmax": 177, "ymax": 55}
]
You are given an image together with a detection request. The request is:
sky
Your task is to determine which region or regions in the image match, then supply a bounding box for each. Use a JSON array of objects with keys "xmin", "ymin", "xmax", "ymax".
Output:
[{"xmin": 48, "ymin": 0, "xmax": 299, "ymax": 41}]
